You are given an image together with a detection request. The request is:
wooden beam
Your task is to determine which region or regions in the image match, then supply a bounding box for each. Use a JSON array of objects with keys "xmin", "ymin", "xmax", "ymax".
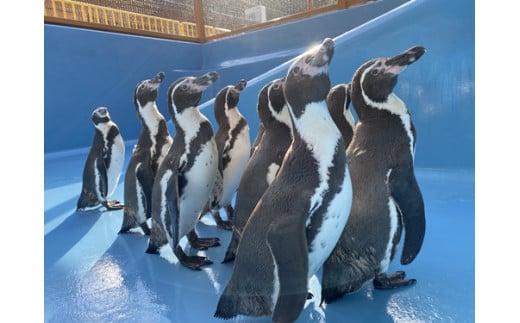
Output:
[
  {"xmin": 193, "ymin": 0, "xmax": 206, "ymax": 41},
  {"xmin": 44, "ymin": 16, "xmax": 202, "ymax": 43},
  {"xmin": 338, "ymin": 0, "xmax": 369, "ymax": 9}
]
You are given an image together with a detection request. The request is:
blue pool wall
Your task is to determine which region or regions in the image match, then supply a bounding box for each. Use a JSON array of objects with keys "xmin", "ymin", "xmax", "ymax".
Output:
[{"xmin": 44, "ymin": 0, "xmax": 474, "ymax": 170}]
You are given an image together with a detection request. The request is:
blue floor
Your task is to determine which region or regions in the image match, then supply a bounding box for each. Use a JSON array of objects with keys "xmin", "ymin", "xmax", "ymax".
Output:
[{"xmin": 44, "ymin": 148, "xmax": 474, "ymax": 322}]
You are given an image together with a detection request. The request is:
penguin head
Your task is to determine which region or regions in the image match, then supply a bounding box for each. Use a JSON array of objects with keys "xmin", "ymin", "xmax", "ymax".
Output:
[
  {"xmin": 214, "ymin": 79, "xmax": 247, "ymax": 125},
  {"xmin": 257, "ymin": 78, "xmax": 289, "ymax": 129},
  {"xmin": 284, "ymin": 38, "xmax": 334, "ymax": 119},
  {"xmin": 353, "ymin": 46, "xmax": 426, "ymax": 104},
  {"xmin": 168, "ymin": 71, "xmax": 219, "ymax": 117},
  {"xmin": 133, "ymin": 71, "xmax": 165, "ymax": 109},
  {"xmin": 91, "ymin": 107, "xmax": 111, "ymax": 125}
]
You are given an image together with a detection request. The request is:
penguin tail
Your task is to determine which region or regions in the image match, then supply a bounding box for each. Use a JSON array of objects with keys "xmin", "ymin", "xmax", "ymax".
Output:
[
  {"xmin": 222, "ymin": 232, "xmax": 239, "ymax": 263},
  {"xmin": 214, "ymin": 283, "xmax": 272, "ymax": 319},
  {"xmin": 145, "ymin": 220, "xmax": 168, "ymax": 254},
  {"xmin": 321, "ymin": 246, "xmax": 372, "ymax": 304},
  {"xmin": 76, "ymin": 191, "xmax": 99, "ymax": 211}
]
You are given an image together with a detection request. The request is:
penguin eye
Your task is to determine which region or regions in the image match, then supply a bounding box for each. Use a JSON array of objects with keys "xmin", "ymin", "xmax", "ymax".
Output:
[
  {"xmin": 292, "ymin": 66, "xmax": 301, "ymax": 74},
  {"xmin": 371, "ymin": 69, "xmax": 379, "ymax": 76},
  {"xmin": 181, "ymin": 84, "xmax": 188, "ymax": 90}
]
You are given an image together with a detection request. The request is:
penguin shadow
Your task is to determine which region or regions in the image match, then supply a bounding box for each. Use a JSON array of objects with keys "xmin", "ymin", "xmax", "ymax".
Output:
[
  {"xmin": 44, "ymin": 208, "xmax": 103, "ymax": 269},
  {"xmin": 85, "ymin": 222, "xmax": 230, "ymax": 322},
  {"xmin": 44, "ymin": 195, "xmax": 78, "ymax": 224}
]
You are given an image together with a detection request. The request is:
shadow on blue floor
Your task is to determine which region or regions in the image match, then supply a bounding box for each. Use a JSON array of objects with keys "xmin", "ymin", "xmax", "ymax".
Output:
[{"xmin": 45, "ymin": 149, "xmax": 474, "ymax": 322}]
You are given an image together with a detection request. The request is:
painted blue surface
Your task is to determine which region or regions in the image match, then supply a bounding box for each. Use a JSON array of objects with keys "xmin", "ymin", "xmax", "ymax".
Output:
[
  {"xmin": 45, "ymin": 0, "xmax": 474, "ymax": 321},
  {"xmin": 44, "ymin": 150, "xmax": 474, "ymax": 322},
  {"xmin": 44, "ymin": 25, "xmax": 202, "ymax": 153},
  {"xmin": 44, "ymin": 0, "xmax": 409, "ymax": 153}
]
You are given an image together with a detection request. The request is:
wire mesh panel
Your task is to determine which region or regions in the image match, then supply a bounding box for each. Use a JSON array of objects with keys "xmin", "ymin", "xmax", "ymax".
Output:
[
  {"xmin": 202, "ymin": 0, "xmax": 311, "ymax": 31},
  {"xmin": 44, "ymin": 0, "xmax": 207, "ymax": 40}
]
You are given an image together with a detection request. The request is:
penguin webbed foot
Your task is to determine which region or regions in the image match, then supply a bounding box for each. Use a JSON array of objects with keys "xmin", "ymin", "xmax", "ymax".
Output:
[
  {"xmin": 212, "ymin": 211, "xmax": 233, "ymax": 231},
  {"xmin": 216, "ymin": 220, "xmax": 233, "ymax": 231},
  {"xmin": 373, "ymin": 271, "xmax": 416, "ymax": 289},
  {"xmin": 174, "ymin": 245, "xmax": 213, "ymax": 270},
  {"xmin": 103, "ymin": 200, "xmax": 124, "ymax": 210},
  {"xmin": 187, "ymin": 230, "xmax": 220, "ymax": 250}
]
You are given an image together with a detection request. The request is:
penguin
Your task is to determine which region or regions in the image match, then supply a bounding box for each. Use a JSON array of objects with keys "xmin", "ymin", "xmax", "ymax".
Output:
[
  {"xmin": 215, "ymin": 38, "xmax": 352, "ymax": 322},
  {"xmin": 321, "ymin": 46, "xmax": 427, "ymax": 304},
  {"xmin": 205, "ymin": 79, "xmax": 251, "ymax": 230},
  {"xmin": 119, "ymin": 72, "xmax": 173, "ymax": 235},
  {"xmin": 145, "ymin": 72, "xmax": 221, "ymax": 270},
  {"xmin": 327, "ymin": 83, "xmax": 356, "ymax": 148},
  {"xmin": 222, "ymin": 77, "xmax": 292, "ymax": 264},
  {"xmin": 77, "ymin": 107, "xmax": 125, "ymax": 211}
]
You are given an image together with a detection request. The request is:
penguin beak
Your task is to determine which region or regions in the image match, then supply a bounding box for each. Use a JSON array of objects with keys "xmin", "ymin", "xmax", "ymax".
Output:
[
  {"xmin": 234, "ymin": 79, "xmax": 247, "ymax": 92},
  {"xmin": 385, "ymin": 46, "xmax": 426, "ymax": 75},
  {"xmin": 310, "ymin": 38, "xmax": 335, "ymax": 67},
  {"xmin": 151, "ymin": 71, "xmax": 165, "ymax": 84},
  {"xmin": 194, "ymin": 71, "xmax": 219, "ymax": 88}
]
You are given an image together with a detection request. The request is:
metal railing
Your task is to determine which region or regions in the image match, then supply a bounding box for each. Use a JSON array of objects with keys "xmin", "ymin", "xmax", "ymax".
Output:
[{"xmin": 44, "ymin": 0, "xmax": 370, "ymax": 42}]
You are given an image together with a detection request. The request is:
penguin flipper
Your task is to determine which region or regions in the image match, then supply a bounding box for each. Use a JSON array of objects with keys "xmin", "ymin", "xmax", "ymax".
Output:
[
  {"xmin": 96, "ymin": 157, "xmax": 108, "ymax": 201},
  {"xmin": 266, "ymin": 215, "xmax": 308, "ymax": 323},
  {"xmin": 251, "ymin": 124, "xmax": 265, "ymax": 156},
  {"xmin": 164, "ymin": 171, "xmax": 180, "ymax": 246},
  {"xmin": 136, "ymin": 163, "xmax": 154, "ymax": 219},
  {"xmin": 389, "ymin": 165, "xmax": 426, "ymax": 265}
]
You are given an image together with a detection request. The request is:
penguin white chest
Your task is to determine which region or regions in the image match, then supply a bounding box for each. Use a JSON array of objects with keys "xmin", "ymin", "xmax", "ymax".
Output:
[
  {"xmin": 221, "ymin": 125, "xmax": 250, "ymax": 205},
  {"xmin": 106, "ymin": 134, "xmax": 125, "ymax": 197},
  {"xmin": 307, "ymin": 166, "xmax": 352, "ymax": 276},
  {"xmin": 178, "ymin": 139, "xmax": 219, "ymax": 236}
]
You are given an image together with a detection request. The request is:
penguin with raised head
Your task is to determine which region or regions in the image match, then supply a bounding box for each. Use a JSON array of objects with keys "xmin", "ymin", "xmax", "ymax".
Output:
[
  {"xmin": 77, "ymin": 107, "xmax": 125, "ymax": 211},
  {"xmin": 222, "ymin": 77, "xmax": 292, "ymax": 263},
  {"xmin": 145, "ymin": 72, "xmax": 221, "ymax": 270},
  {"xmin": 321, "ymin": 46, "xmax": 427, "ymax": 304},
  {"xmin": 119, "ymin": 72, "xmax": 173, "ymax": 235},
  {"xmin": 215, "ymin": 38, "xmax": 352, "ymax": 322},
  {"xmin": 327, "ymin": 83, "xmax": 356, "ymax": 148},
  {"xmin": 205, "ymin": 79, "xmax": 251, "ymax": 230}
]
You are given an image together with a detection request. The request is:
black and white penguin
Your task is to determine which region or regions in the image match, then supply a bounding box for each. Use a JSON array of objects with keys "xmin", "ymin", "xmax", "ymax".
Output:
[
  {"xmin": 327, "ymin": 83, "xmax": 356, "ymax": 148},
  {"xmin": 204, "ymin": 79, "xmax": 251, "ymax": 230},
  {"xmin": 222, "ymin": 77, "xmax": 292, "ymax": 263},
  {"xmin": 321, "ymin": 46, "xmax": 427, "ymax": 304},
  {"xmin": 215, "ymin": 38, "xmax": 352, "ymax": 322},
  {"xmin": 119, "ymin": 72, "xmax": 173, "ymax": 235},
  {"xmin": 145, "ymin": 72, "xmax": 221, "ymax": 270},
  {"xmin": 77, "ymin": 107, "xmax": 125, "ymax": 211}
]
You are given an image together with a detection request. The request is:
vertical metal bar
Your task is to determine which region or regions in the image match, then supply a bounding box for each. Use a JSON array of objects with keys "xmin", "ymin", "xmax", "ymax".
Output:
[{"xmin": 193, "ymin": 0, "xmax": 206, "ymax": 41}]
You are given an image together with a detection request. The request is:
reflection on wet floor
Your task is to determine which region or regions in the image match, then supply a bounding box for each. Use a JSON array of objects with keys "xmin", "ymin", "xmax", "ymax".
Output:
[{"xmin": 45, "ymin": 151, "xmax": 474, "ymax": 322}]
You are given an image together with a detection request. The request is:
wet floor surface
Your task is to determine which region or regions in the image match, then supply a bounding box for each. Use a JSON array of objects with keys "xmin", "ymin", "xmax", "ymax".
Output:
[{"xmin": 45, "ymin": 150, "xmax": 474, "ymax": 322}]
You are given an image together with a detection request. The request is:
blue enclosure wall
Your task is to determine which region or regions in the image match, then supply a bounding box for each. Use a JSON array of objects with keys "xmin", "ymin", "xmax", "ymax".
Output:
[{"xmin": 44, "ymin": 0, "xmax": 474, "ymax": 169}]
